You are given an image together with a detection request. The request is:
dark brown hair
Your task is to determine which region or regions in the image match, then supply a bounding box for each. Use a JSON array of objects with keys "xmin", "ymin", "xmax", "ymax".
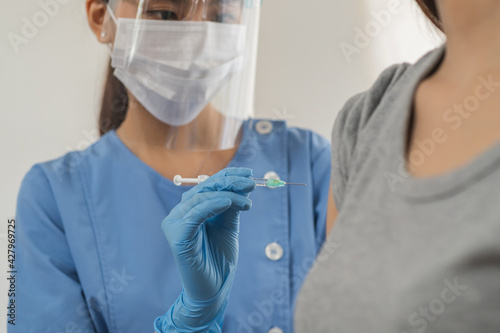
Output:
[
  {"xmin": 99, "ymin": 61, "xmax": 129, "ymax": 136},
  {"xmin": 98, "ymin": 0, "xmax": 128, "ymax": 136},
  {"xmin": 416, "ymin": 0, "xmax": 442, "ymax": 31}
]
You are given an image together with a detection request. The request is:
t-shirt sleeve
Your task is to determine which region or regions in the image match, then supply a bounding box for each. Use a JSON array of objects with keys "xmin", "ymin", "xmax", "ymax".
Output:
[
  {"xmin": 330, "ymin": 63, "xmax": 410, "ymax": 209},
  {"xmin": 9, "ymin": 165, "xmax": 95, "ymax": 333}
]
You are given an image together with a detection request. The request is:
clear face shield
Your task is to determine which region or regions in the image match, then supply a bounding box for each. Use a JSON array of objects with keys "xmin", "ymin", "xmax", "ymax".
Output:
[{"xmin": 101, "ymin": 0, "xmax": 261, "ymax": 151}]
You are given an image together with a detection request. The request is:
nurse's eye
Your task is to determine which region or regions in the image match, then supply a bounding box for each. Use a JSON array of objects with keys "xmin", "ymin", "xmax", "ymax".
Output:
[
  {"xmin": 207, "ymin": 0, "xmax": 241, "ymax": 23},
  {"xmin": 145, "ymin": 10, "xmax": 179, "ymax": 20},
  {"xmin": 213, "ymin": 13, "xmax": 237, "ymax": 23}
]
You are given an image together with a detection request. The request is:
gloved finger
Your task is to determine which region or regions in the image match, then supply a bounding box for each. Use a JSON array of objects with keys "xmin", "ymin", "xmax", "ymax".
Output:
[
  {"xmin": 198, "ymin": 176, "xmax": 256, "ymax": 195},
  {"xmin": 172, "ymin": 191, "xmax": 253, "ymax": 220},
  {"xmin": 183, "ymin": 195, "xmax": 249, "ymax": 230},
  {"xmin": 181, "ymin": 175, "xmax": 256, "ymax": 202},
  {"xmin": 161, "ymin": 197, "xmax": 232, "ymax": 239},
  {"xmin": 165, "ymin": 197, "xmax": 238, "ymax": 243},
  {"xmin": 212, "ymin": 167, "xmax": 253, "ymax": 179}
]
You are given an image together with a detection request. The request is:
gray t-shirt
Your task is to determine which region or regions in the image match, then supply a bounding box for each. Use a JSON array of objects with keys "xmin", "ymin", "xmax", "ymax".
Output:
[{"xmin": 295, "ymin": 46, "xmax": 500, "ymax": 333}]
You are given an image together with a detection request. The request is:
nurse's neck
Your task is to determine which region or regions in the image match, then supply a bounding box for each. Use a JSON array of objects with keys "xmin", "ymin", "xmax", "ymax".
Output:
[
  {"xmin": 115, "ymin": 93, "xmax": 239, "ymax": 179},
  {"xmin": 435, "ymin": 0, "xmax": 500, "ymax": 80},
  {"xmin": 116, "ymin": 94, "xmax": 223, "ymax": 150}
]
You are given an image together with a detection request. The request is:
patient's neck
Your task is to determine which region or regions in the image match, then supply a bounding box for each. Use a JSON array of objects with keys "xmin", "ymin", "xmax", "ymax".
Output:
[{"xmin": 436, "ymin": 0, "xmax": 500, "ymax": 80}]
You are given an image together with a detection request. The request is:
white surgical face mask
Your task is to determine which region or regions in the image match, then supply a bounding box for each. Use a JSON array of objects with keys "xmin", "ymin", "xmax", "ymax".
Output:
[{"xmin": 109, "ymin": 17, "xmax": 247, "ymax": 126}]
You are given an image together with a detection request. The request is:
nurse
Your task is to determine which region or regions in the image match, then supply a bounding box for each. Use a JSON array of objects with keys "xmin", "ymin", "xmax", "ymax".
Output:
[
  {"xmin": 161, "ymin": 0, "xmax": 500, "ymax": 332},
  {"xmin": 11, "ymin": 0, "xmax": 334, "ymax": 332}
]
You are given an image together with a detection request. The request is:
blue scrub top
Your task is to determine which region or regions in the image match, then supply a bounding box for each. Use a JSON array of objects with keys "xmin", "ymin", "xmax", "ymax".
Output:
[{"xmin": 11, "ymin": 119, "xmax": 331, "ymax": 333}]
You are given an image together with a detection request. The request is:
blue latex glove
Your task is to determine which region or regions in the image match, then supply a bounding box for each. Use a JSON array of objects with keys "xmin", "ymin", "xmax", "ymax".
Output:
[{"xmin": 155, "ymin": 168, "xmax": 256, "ymax": 333}]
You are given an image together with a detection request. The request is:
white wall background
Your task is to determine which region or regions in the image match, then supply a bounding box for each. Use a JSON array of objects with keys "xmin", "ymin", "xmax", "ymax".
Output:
[{"xmin": 0, "ymin": 0, "xmax": 443, "ymax": 331}]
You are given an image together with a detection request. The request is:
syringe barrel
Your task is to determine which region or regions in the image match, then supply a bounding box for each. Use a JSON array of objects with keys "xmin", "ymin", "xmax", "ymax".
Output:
[{"xmin": 173, "ymin": 175, "xmax": 211, "ymax": 186}]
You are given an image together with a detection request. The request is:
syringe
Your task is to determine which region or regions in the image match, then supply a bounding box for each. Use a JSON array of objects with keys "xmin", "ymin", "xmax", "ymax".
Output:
[{"xmin": 173, "ymin": 175, "xmax": 306, "ymax": 188}]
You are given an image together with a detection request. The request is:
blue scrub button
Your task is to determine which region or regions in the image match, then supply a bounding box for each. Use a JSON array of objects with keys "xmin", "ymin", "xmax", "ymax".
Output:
[
  {"xmin": 255, "ymin": 120, "xmax": 273, "ymax": 135},
  {"xmin": 265, "ymin": 242, "xmax": 283, "ymax": 261},
  {"xmin": 268, "ymin": 327, "xmax": 284, "ymax": 333}
]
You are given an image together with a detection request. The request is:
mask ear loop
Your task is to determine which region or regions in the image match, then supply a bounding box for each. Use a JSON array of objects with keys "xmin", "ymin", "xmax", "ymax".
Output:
[
  {"xmin": 106, "ymin": 4, "xmax": 118, "ymax": 24},
  {"xmin": 201, "ymin": 0, "xmax": 207, "ymax": 21},
  {"xmin": 102, "ymin": 4, "xmax": 118, "ymax": 57}
]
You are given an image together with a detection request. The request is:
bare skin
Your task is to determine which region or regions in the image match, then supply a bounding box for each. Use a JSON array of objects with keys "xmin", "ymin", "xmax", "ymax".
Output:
[
  {"xmin": 409, "ymin": 0, "xmax": 500, "ymax": 177},
  {"xmin": 115, "ymin": 97, "xmax": 240, "ymax": 179}
]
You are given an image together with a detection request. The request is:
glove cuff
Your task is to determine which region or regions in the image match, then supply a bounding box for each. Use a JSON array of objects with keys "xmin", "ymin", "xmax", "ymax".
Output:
[{"xmin": 154, "ymin": 275, "xmax": 234, "ymax": 333}]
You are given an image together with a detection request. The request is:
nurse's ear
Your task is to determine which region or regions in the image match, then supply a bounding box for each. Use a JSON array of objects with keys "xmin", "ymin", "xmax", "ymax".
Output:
[{"xmin": 86, "ymin": 0, "xmax": 114, "ymax": 44}]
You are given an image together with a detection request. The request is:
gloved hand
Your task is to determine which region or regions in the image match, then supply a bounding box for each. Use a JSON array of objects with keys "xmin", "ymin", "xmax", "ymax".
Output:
[{"xmin": 154, "ymin": 168, "xmax": 256, "ymax": 333}]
